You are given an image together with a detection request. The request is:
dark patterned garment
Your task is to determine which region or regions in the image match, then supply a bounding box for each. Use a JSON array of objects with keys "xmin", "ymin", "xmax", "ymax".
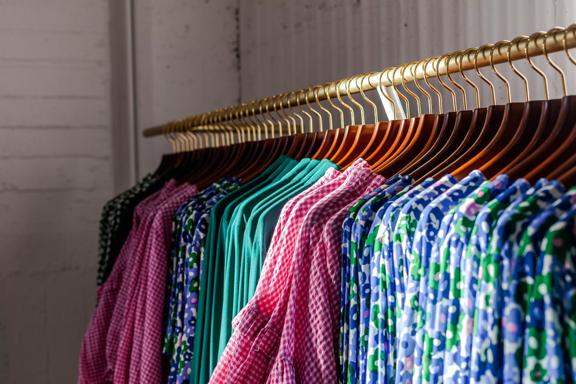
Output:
[
  {"xmin": 97, "ymin": 173, "xmax": 166, "ymax": 286},
  {"xmin": 163, "ymin": 178, "xmax": 240, "ymax": 384}
]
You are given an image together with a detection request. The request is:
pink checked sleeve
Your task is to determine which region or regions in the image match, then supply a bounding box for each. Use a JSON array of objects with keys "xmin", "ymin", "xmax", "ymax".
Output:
[{"xmin": 78, "ymin": 181, "xmax": 178, "ymax": 384}]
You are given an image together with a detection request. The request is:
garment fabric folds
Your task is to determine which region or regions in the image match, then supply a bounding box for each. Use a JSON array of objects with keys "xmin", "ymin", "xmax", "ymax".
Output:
[{"xmin": 80, "ymin": 154, "xmax": 576, "ymax": 383}]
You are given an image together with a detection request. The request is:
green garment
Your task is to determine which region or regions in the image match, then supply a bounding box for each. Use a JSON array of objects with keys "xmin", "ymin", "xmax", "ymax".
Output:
[
  {"xmin": 217, "ymin": 159, "xmax": 337, "ymax": 359},
  {"xmin": 244, "ymin": 159, "xmax": 337, "ymax": 304},
  {"xmin": 190, "ymin": 156, "xmax": 295, "ymax": 384},
  {"xmin": 225, "ymin": 158, "xmax": 314, "ymax": 316}
]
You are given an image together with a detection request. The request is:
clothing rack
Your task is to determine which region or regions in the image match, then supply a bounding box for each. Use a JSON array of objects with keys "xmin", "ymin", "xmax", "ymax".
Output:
[{"xmin": 143, "ymin": 24, "xmax": 576, "ymax": 138}]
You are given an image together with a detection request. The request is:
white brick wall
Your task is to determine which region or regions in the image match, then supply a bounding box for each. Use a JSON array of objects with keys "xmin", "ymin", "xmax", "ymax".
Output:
[{"xmin": 0, "ymin": 0, "xmax": 113, "ymax": 382}]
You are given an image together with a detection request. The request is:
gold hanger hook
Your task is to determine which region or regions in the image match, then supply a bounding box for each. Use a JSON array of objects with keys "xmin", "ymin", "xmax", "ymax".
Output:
[
  {"xmin": 253, "ymin": 99, "xmax": 266, "ymax": 140},
  {"xmin": 166, "ymin": 122, "xmax": 176, "ymax": 152},
  {"xmin": 505, "ymin": 37, "xmax": 530, "ymax": 101},
  {"xmin": 239, "ymin": 103, "xmax": 250, "ymax": 142},
  {"xmin": 446, "ymin": 51, "xmax": 468, "ymax": 110},
  {"xmin": 391, "ymin": 64, "xmax": 411, "ymax": 117},
  {"xmin": 376, "ymin": 69, "xmax": 396, "ymax": 119},
  {"xmin": 385, "ymin": 68, "xmax": 400, "ymax": 118},
  {"xmin": 298, "ymin": 90, "xmax": 314, "ymax": 133},
  {"xmin": 460, "ymin": 48, "xmax": 481, "ymax": 108},
  {"xmin": 435, "ymin": 54, "xmax": 457, "ymax": 111},
  {"xmin": 336, "ymin": 79, "xmax": 355, "ymax": 125},
  {"xmin": 223, "ymin": 113, "xmax": 231, "ymax": 145},
  {"xmin": 249, "ymin": 101, "xmax": 261, "ymax": 141},
  {"xmin": 314, "ymin": 86, "xmax": 333, "ymax": 131},
  {"xmin": 218, "ymin": 112, "xmax": 227, "ymax": 146},
  {"xmin": 543, "ymin": 27, "xmax": 568, "ymax": 97},
  {"xmin": 359, "ymin": 73, "xmax": 379, "ymax": 123},
  {"xmin": 401, "ymin": 62, "xmax": 422, "ymax": 116},
  {"xmin": 474, "ymin": 44, "xmax": 497, "ymax": 105},
  {"xmin": 234, "ymin": 107, "xmax": 246, "ymax": 143},
  {"xmin": 288, "ymin": 91, "xmax": 305, "ymax": 134},
  {"xmin": 258, "ymin": 98, "xmax": 269, "ymax": 139},
  {"xmin": 225, "ymin": 107, "xmax": 237, "ymax": 142},
  {"xmin": 305, "ymin": 88, "xmax": 323, "ymax": 132},
  {"xmin": 275, "ymin": 94, "xmax": 292, "ymax": 136},
  {"xmin": 270, "ymin": 96, "xmax": 283, "ymax": 138},
  {"xmin": 412, "ymin": 59, "xmax": 433, "ymax": 114},
  {"xmin": 563, "ymin": 25, "xmax": 576, "ymax": 66},
  {"xmin": 324, "ymin": 83, "xmax": 345, "ymax": 128},
  {"xmin": 279, "ymin": 94, "xmax": 295, "ymax": 135},
  {"xmin": 525, "ymin": 32, "xmax": 550, "ymax": 99},
  {"xmin": 179, "ymin": 122, "xmax": 188, "ymax": 152},
  {"xmin": 267, "ymin": 96, "xmax": 281, "ymax": 138},
  {"xmin": 174, "ymin": 122, "xmax": 184, "ymax": 153},
  {"xmin": 490, "ymin": 41, "xmax": 512, "ymax": 103},
  {"xmin": 423, "ymin": 56, "xmax": 442, "ymax": 113},
  {"xmin": 346, "ymin": 77, "xmax": 365, "ymax": 124}
]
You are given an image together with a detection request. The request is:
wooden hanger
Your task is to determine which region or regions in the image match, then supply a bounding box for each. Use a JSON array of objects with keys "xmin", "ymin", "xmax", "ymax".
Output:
[
  {"xmin": 481, "ymin": 33, "xmax": 559, "ymax": 178},
  {"xmin": 413, "ymin": 52, "xmax": 478, "ymax": 181},
  {"xmin": 371, "ymin": 65, "xmax": 414, "ymax": 171},
  {"xmin": 548, "ymin": 145, "xmax": 576, "ymax": 181},
  {"xmin": 338, "ymin": 74, "xmax": 381, "ymax": 167},
  {"xmin": 324, "ymin": 80, "xmax": 356, "ymax": 162},
  {"xmin": 236, "ymin": 98, "xmax": 287, "ymax": 181},
  {"xmin": 378, "ymin": 62, "xmax": 439, "ymax": 177},
  {"xmin": 332, "ymin": 77, "xmax": 370, "ymax": 165},
  {"xmin": 430, "ymin": 43, "xmax": 523, "ymax": 180},
  {"xmin": 285, "ymin": 106, "xmax": 308, "ymax": 159},
  {"xmin": 234, "ymin": 101, "xmax": 273, "ymax": 180},
  {"xmin": 362, "ymin": 70, "xmax": 404, "ymax": 168},
  {"xmin": 400, "ymin": 58, "xmax": 444, "ymax": 174},
  {"xmin": 310, "ymin": 85, "xmax": 338, "ymax": 159},
  {"xmin": 505, "ymin": 29, "xmax": 574, "ymax": 181},
  {"xmin": 526, "ymin": 112, "xmax": 576, "ymax": 183},
  {"xmin": 354, "ymin": 71, "xmax": 397, "ymax": 167}
]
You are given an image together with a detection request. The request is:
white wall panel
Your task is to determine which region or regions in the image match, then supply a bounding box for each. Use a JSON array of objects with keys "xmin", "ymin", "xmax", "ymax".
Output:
[
  {"xmin": 133, "ymin": 0, "xmax": 240, "ymax": 175},
  {"xmin": 239, "ymin": 0, "xmax": 576, "ymax": 111},
  {"xmin": 0, "ymin": 0, "xmax": 113, "ymax": 382}
]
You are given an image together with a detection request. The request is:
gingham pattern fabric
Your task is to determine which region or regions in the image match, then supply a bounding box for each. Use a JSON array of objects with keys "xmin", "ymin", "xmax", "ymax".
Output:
[
  {"xmin": 79, "ymin": 181, "xmax": 197, "ymax": 384},
  {"xmin": 79, "ymin": 180, "xmax": 178, "ymax": 383},
  {"xmin": 209, "ymin": 166, "xmax": 346, "ymax": 384},
  {"xmin": 210, "ymin": 159, "xmax": 379, "ymax": 383},
  {"xmin": 266, "ymin": 169, "xmax": 385, "ymax": 384}
]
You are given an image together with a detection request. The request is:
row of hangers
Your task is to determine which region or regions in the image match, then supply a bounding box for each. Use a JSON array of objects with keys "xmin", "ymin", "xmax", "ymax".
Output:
[{"xmin": 153, "ymin": 26, "xmax": 576, "ymax": 189}]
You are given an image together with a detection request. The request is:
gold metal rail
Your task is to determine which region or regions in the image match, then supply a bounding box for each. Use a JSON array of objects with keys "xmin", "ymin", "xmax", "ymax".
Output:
[{"xmin": 143, "ymin": 24, "xmax": 576, "ymax": 138}]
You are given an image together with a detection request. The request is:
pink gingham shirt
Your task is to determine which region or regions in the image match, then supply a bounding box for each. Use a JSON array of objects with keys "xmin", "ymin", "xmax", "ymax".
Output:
[
  {"xmin": 211, "ymin": 159, "xmax": 384, "ymax": 383},
  {"xmin": 79, "ymin": 181, "xmax": 197, "ymax": 384}
]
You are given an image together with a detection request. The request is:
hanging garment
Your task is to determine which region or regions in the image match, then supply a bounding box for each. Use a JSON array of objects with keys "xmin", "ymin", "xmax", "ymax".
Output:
[
  {"xmin": 163, "ymin": 178, "xmax": 241, "ymax": 384},
  {"xmin": 210, "ymin": 159, "xmax": 384, "ymax": 383},
  {"xmin": 191, "ymin": 156, "xmax": 298, "ymax": 384},
  {"xmin": 97, "ymin": 173, "xmax": 166, "ymax": 285},
  {"xmin": 337, "ymin": 173, "xmax": 576, "ymax": 384},
  {"xmin": 218, "ymin": 159, "xmax": 338, "ymax": 359},
  {"xmin": 79, "ymin": 181, "xmax": 197, "ymax": 383}
]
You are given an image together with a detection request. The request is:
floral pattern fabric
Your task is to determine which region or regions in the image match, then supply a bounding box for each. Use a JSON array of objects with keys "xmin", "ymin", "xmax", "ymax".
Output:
[
  {"xmin": 438, "ymin": 175, "xmax": 510, "ymax": 383},
  {"xmin": 521, "ymin": 189, "xmax": 576, "ymax": 383},
  {"xmin": 340, "ymin": 170, "xmax": 576, "ymax": 384},
  {"xmin": 163, "ymin": 179, "xmax": 240, "ymax": 384},
  {"xmin": 349, "ymin": 177, "xmax": 411, "ymax": 384},
  {"xmin": 470, "ymin": 181, "xmax": 564, "ymax": 383},
  {"xmin": 393, "ymin": 175, "xmax": 457, "ymax": 384},
  {"xmin": 368, "ymin": 178, "xmax": 435, "ymax": 384}
]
